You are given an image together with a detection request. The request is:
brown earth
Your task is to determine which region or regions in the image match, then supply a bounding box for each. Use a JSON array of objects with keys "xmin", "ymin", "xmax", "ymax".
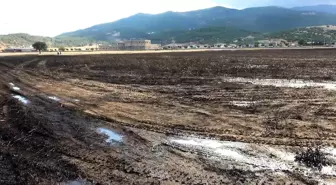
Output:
[{"xmin": 0, "ymin": 49, "xmax": 336, "ymax": 184}]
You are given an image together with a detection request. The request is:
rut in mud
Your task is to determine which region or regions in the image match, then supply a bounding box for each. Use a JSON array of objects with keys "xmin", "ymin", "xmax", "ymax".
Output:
[{"xmin": 0, "ymin": 49, "xmax": 336, "ymax": 184}]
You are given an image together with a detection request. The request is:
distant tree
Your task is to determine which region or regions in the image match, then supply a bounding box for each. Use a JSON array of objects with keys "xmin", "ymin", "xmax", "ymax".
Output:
[
  {"xmin": 298, "ymin": 40, "xmax": 306, "ymax": 46},
  {"xmin": 32, "ymin": 42, "xmax": 47, "ymax": 54},
  {"xmin": 58, "ymin": 47, "xmax": 65, "ymax": 52}
]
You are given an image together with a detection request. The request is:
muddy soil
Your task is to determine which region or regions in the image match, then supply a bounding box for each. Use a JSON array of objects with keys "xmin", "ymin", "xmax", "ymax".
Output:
[{"xmin": 0, "ymin": 49, "xmax": 336, "ymax": 184}]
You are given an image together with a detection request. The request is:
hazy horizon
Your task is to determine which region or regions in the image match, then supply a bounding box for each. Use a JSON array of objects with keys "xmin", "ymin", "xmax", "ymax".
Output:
[{"xmin": 1, "ymin": 0, "xmax": 336, "ymax": 37}]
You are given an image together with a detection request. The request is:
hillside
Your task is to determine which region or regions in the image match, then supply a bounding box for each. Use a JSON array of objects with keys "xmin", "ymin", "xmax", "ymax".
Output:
[
  {"xmin": 147, "ymin": 27, "xmax": 261, "ymax": 44},
  {"xmin": 268, "ymin": 26, "xmax": 336, "ymax": 43},
  {"xmin": 59, "ymin": 6, "xmax": 336, "ymax": 41},
  {"xmin": 292, "ymin": 5, "xmax": 336, "ymax": 14},
  {"xmin": 0, "ymin": 33, "xmax": 95, "ymax": 48},
  {"xmin": 0, "ymin": 34, "xmax": 53, "ymax": 47},
  {"xmin": 161, "ymin": 25, "xmax": 336, "ymax": 44}
]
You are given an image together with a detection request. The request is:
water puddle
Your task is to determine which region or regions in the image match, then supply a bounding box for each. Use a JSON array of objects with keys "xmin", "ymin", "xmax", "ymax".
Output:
[
  {"xmin": 48, "ymin": 96, "xmax": 61, "ymax": 101},
  {"xmin": 12, "ymin": 87, "xmax": 20, "ymax": 91},
  {"xmin": 61, "ymin": 180, "xmax": 92, "ymax": 185},
  {"xmin": 321, "ymin": 166, "xmax": 336, "ymax": 176},
  {"xmin": 97, "ymin": 128, "xmax": 123, "ymax": 143},
  {"xmin": 323, "ymin": 147, "xmax": 336, "ymax": 158},
  {"xmin": 171, "ymin": 138, "xmax": 293, "ymax": 171},
  {"xmin": 223, "ymin": 77, "xmax": 336, "ymax": 90},
  {"xmin": 231, "ymin": 101, "xmax": 256, "ymax": 107},
  {"xmin": 9, "ymin": 83, "xmax": 21, "ymax": 91},
  {"xmin": 246, "ymin": 64, "xmax": 269, "ymax": 69},
  {"xmin": 170, "ymin": 137, "xmax": 336, "ymax": 179},
  {"xmin": 12, "ymin": 95, "xmax": 29, "ymax": 105},
  {"xmin": 66, "ymin": 181, "xmax": 84, "ymax": 185}
]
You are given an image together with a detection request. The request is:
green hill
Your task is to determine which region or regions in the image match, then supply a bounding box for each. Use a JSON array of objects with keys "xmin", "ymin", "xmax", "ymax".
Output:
[
  {"xmin": 147, "ymin": 27, "xmax": 261, "ymax": 44},
  {"xmin": 268, "ymin": 26, "xmax": 336, "ymax": 43},
  {"xmin": 0, "ymin": 33, "xmax": 95, "ymax": 48}
]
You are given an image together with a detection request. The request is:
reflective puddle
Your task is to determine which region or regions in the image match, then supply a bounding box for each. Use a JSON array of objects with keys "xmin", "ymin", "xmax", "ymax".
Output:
[
  {"xmin": 67, "ymin": 181, "xmax": 84, "ymax": 185},
  {"xmin": 171, "ymin": 137, "xmax": 336, "ymax": 179},
  {"xmin": 231, "ymin": 101, "xmax": 256, "ymax": 107},
  {"xmin": 61, "ymin": 180, "xmax": 92, "ymax": 185},
  {"xmin": 223, "ymin": 77, "xmax": 336, "ymax": 90},
  {"xmin": 48, "ymin": 96, "xmax": 61, "ymax": 101},
  {"xmin": 12, "ymin": 95, "xmax": 29, "ymax": 105},
  {"xmin": 9, "ymin": 83, "xmax": 21, "ymax": 91},
  {"xmin": 97, "ymin": 128, "xmax": 123, "ymax": 143}
]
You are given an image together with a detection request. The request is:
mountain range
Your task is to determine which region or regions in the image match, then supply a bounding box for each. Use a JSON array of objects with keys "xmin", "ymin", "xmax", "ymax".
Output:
[
  {"xmin": 58, "ymin": 5, "xmax": 336, "ymax": 43},
  {"xmin": 2, "ymin": 5, "xmax": 336, "ymax": 48},
  {"xmin": 292, "ymin": 5, "xmax": 336, "ymax": 14}
]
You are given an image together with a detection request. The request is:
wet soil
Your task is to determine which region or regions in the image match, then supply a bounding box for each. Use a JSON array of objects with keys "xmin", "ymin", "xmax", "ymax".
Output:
[{"xmin": 0, "ymin": 49, "xmax": 336, "ymax": 184}]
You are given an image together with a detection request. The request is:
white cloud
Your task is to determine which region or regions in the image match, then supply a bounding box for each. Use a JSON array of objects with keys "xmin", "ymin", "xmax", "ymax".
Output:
[{"xmin": 0, "ymin": 0, "xmax": 220, "ymax": 36}]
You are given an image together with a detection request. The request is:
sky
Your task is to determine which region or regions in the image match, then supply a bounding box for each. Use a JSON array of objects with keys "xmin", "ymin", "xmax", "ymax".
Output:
[{"xmin": 1, "ymin": 0, "xmax": 336, "ymax": 37}]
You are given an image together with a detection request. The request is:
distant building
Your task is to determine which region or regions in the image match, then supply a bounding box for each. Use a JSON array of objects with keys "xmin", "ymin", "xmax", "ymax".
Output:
[
  {"xmin": 123, "ymin": 40, "xmax": 161, "ymax": 50},
  {"xmin": 163, "ymin": 43, "xmax": 188, "ymax": 50},
  {"xmin": 149, "ymin": 44, "xmax": 161, "ymax": 50},
  {"xmin": 213, "ymin": 43, "xmax": 227, "ymax": 48},
  {"xmin": 117, "ymin": 42, "xmax": 125, "ymax": 50},
  {"xmin": 228, "ymin": 44, "xmax": 237, "ymax": 48},
  {"xmin": 97, "ymin": 44, "xmax": 118, "ymax": 51},
  {"xmin": 163, "ymin": 43, "xmax": 229, "ymax": 50},
  {"xmin": 289, "ymin": 42, "xmax": 299, "ymax": 47},
  {"xmin": 48, "ymin": 40, "xmax": 161, "ymax": 52},
  {"xmin": 124, "ymin": 40, "xmax": 150, "ymax": 50},
  {"xmin": 48, "ymin": 44, "xmax": 99, "ymax": 52},
  {"xmin": 258, "ymin": 39, "xmax": 288, "ymax": 47}
]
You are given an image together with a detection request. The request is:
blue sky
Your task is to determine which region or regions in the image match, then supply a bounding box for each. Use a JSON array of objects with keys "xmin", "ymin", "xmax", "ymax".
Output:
[{"xmin": 0, "ymin": 0, "xmax": 335, "ymax": 36}]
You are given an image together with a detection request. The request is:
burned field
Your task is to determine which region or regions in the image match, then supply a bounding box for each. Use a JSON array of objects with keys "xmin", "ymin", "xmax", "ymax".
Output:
[{"xmin": 0, "ymin": 49, "xmax": 336, "ymax": 184}]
